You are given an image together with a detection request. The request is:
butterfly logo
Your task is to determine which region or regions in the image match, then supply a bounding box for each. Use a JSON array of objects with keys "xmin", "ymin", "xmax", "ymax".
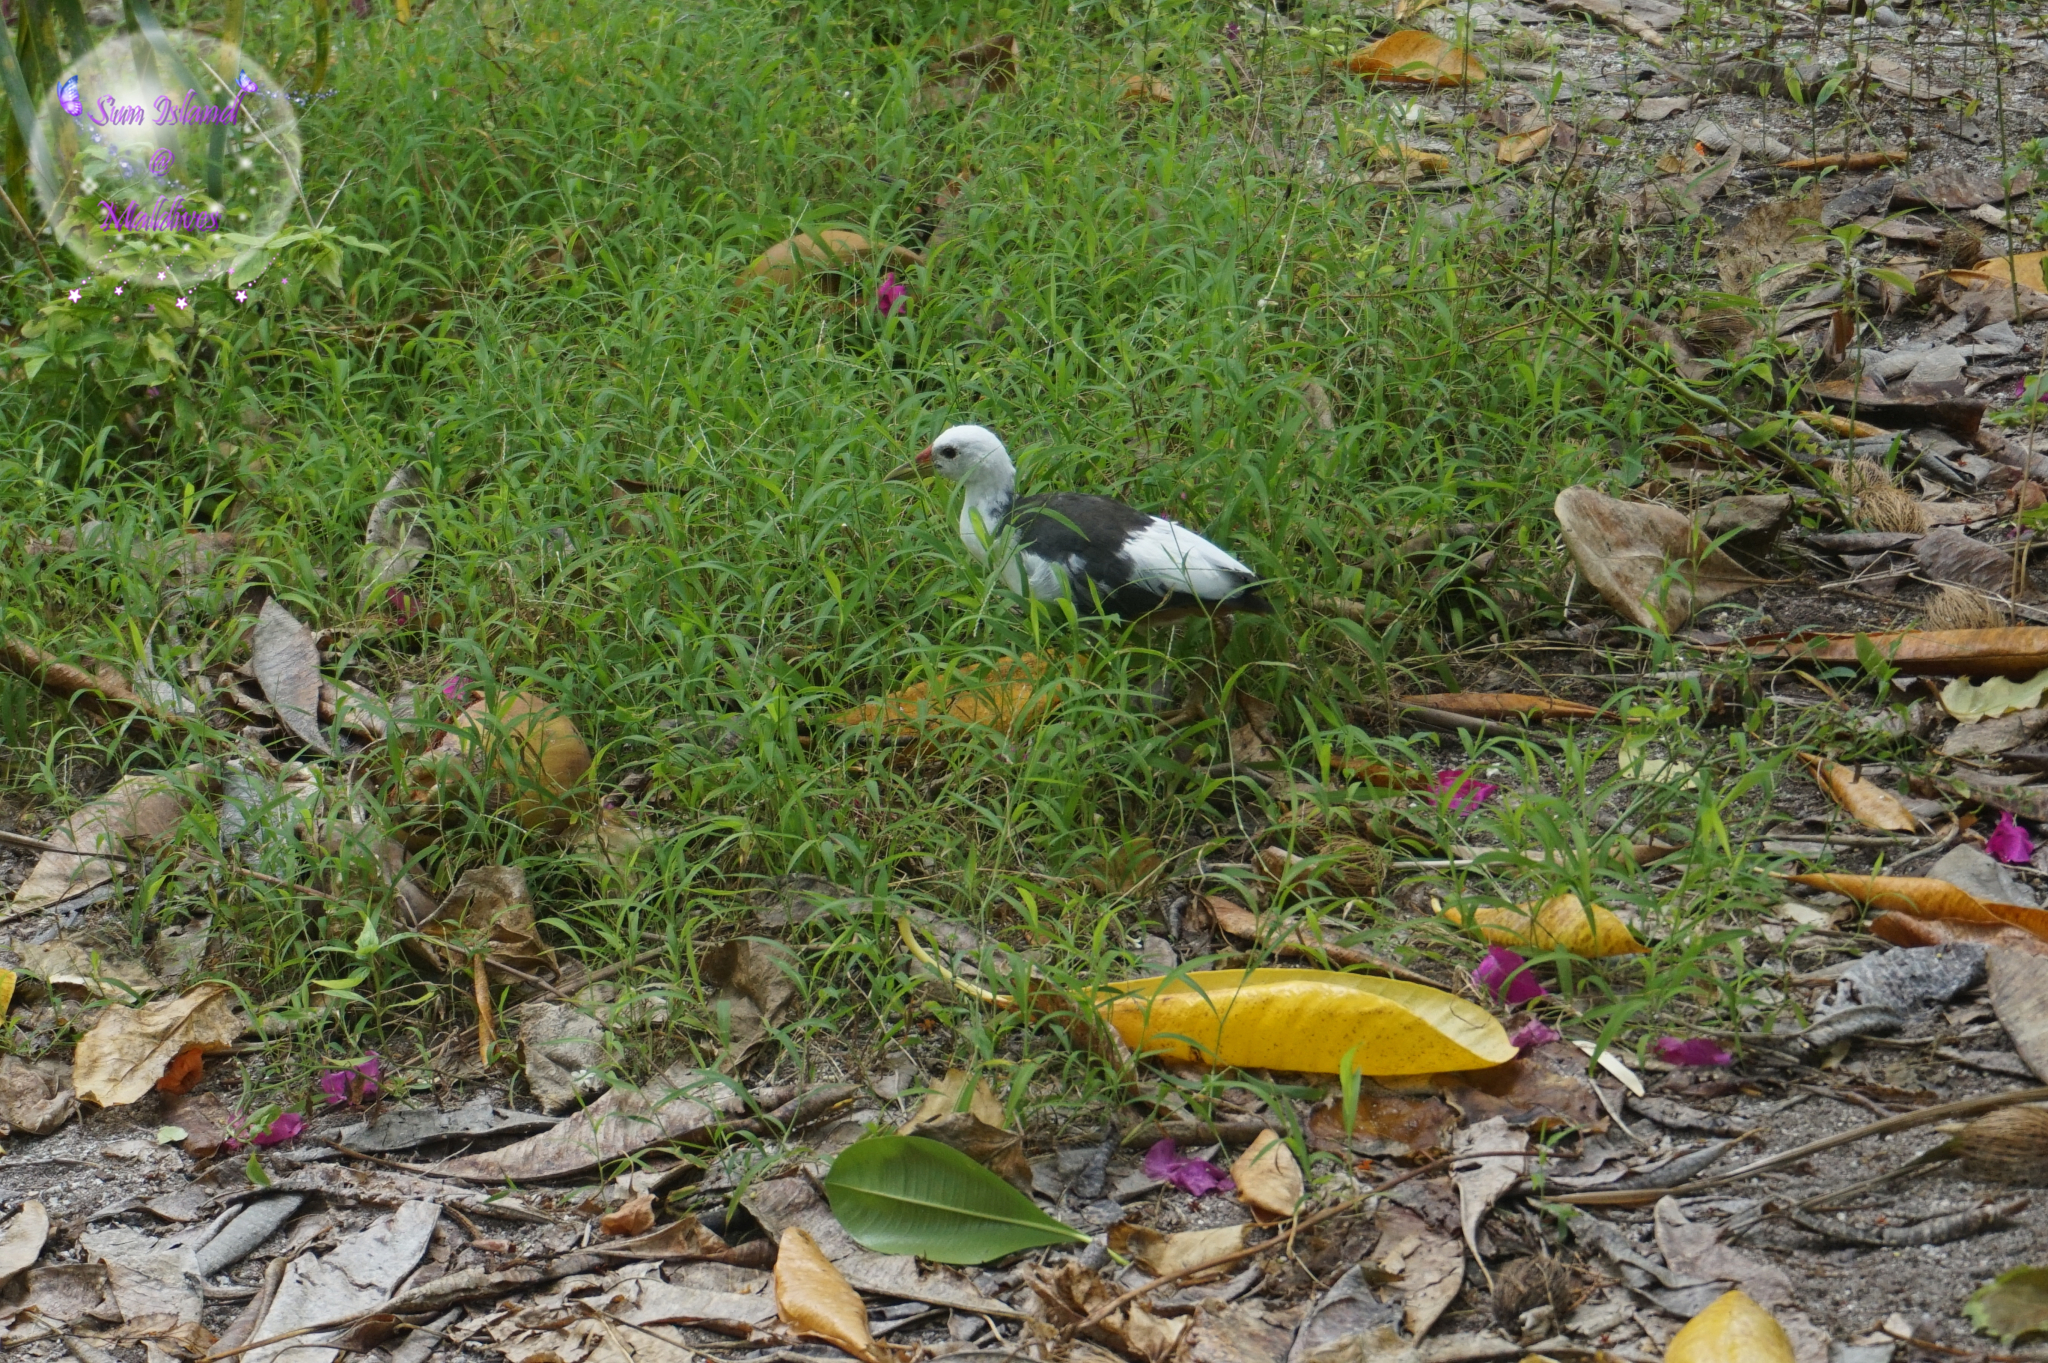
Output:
[
  {"xmin": 237, "ymin": 70, "xmax": 259, "ymax": 95},
  {"xmin": 58, "ymin": 75, "xmax": 81, "ymax": 117}
]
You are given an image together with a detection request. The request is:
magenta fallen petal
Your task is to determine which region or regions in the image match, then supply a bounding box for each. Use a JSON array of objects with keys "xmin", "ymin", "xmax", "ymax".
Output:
[
  {"xmin": 251, "ymin": 1112, "xmax": 305, "ymax": 1146},
  {"xmin": 1654, "ymin": 1037, "xmax": 1734, "ymax": 1067},
  {"xmin": 1142, "ymin": 1137, "xmax": 1236, "ymax": 1197},
  {"xmin": 318, "ymin": 1070, "xmax": 351, "ymax": 1105},
  {"xmin": 1508, "ymin": 1019, "xmax": 1563, "ymax": 1049},
  {"xmin": 1989, "ymin": 811, "xmax": 2035, "ymax": 866},
  {"xmin": 441, "ymin": 673, "xmax": 470, "ymax": 700},
  {"xmin": 1433, "ymin": 768, "xmax": 1500, "ymax": 814},
  {"xmin": 875, "ymin": 271, "xmax": 909, "ymax": 316},
  {"xmin": 1474, "ymin": 945, "xmax": 1547, "ymax": 1006}
]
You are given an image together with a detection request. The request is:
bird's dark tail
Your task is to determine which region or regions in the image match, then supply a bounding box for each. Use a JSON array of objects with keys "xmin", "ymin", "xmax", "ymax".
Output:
[{"xmin": 1226, "ymin": 585, "xmax": 1274, "ymax": 614}]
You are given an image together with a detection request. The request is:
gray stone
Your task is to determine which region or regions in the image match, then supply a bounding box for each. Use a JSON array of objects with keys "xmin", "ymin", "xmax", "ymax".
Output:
[
  {"xmin": 1871, "ymin": 5, "xmax": 1906, "ymax": 26},
  {"xmin": 1932, "ymin": 842, "xmax": 2039, "ymax": 906},
  {"xmin": 1905, "ymin": 346, "xmax": 1968, "ymax": 385},
  {"xmin": 1823, "ymin": 943, "xmax": 1988, "ymax": 1017}
]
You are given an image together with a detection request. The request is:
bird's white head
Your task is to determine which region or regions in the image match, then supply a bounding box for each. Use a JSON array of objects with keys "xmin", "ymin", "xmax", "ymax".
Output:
[{"xmin": 903, "ymin": 424, "xmax": 1014, "ymax": 488}]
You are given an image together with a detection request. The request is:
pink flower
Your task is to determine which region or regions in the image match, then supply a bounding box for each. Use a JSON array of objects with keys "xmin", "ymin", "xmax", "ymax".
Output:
[
  {"xmin": 1142, "ymin": 1138, "xmax": 1235, "ymax": 1197},
  {"xmin": 875, "ymin": 272, "xmax": 909, "ymax": 316},
  {"xmin": 1654, "ymin": 1037, "xmax": 1734, "ymax": 1067},
  {"xmin": 318, "ymin": 1052, "xmax": 382, "ymax": 1106},
  {"xmin": 1433, "ymin": 768, "xmax": 1499, "ymax": 814},
  {"xmin": 175, "ymin": 296, "xmax": 188, "ymax": 310},
  {"xmin": 114, "ymin": 285, "xmax": 123, "ymax": 296},
  {"xmin": 1508, "ymin": 1018, "xmax": 1562, "ymax": 1049},
  {"xmin": 1474, "ymin": 946, "xmax": 1546, "ymax": 1006},
  {"xmin": 250, "ymin": 1112, "xmax": 305, "ymax": 1146},
  {"xmin": 1989, "ymin": 811, "xmax": 2035, "ymax": 865},
  {"xmin": 235, "ymin": 289, "xmax": 248, "ymax": 302},
  {"xmin": 67, "ymin": 289, "xmax": 80, "ymax": 302},
  {"xmin": 157, "ymin": 270, "xmax": 167, "ymax": 280},
  {"xmin": 441, "ymin": 673, "xmax": 470, "ymax": 700}
]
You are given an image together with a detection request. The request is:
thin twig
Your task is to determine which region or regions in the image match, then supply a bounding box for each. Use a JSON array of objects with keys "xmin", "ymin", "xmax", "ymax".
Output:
[{"xmin": 1552, "ymin": 1086, "xmax": 2048, "ymax": 1205}]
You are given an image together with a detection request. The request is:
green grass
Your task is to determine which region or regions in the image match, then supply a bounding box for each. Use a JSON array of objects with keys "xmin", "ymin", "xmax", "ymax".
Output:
[{"xmin": 0, "ymin": 0, "xmax": 1874, "ymax": 1140}]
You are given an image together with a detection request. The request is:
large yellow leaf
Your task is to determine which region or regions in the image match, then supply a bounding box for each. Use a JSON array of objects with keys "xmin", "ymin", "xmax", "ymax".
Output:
[
  {"xmin": 1442, "ymin": 894, "xmax": 1646, "ymax": 957},
  {"xmin": 1097, "ymin": 968, "xmax": 1516, "ymax": 1075},
  {"xmin": 1665, "ymin": 1290, "xmax": 1796, "ymax": 1363}
]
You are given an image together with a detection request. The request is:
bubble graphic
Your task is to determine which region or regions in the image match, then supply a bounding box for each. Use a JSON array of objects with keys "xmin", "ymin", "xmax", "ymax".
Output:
[{"xmin": 30, "ymin": 33, "xmax": 299, "ymax": 288}]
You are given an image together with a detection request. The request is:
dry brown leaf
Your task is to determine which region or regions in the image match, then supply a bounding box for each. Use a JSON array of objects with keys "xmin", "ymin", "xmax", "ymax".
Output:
[
  {"xmin": 73, "ymin": 983, "xmax": 241, "ymax": 1108},
  {"xmin": 1396, "ymin": 692, "xmax": 1599, "ymax": 722},
  {"xmin": 429, "ymin": 1060, "xmax": 749, "ymax": 1181},
  {"xmin": 1988, "ymin": 948, "xmax": 2048, "ymax": 1082},
  {"xmin": 159, "ymin": 1090, "xmax": 236, "ymax": 1156},
  {"xmin": 1203, "ymin": 894, "xmax": 1397, "ymax": 972},
  {"xmin": 1545, "ymin": 0, "xmax": 1669, "ymax": 45},
  {"xmin": 1727, "ymin": 628, "xmax": 2048, "ymax": 678},
  {"xmin": 1793, "ymin": 872, "xmax": 2048, "ymax": 946},
  {"xmin": 251, "ymin": 598, "xmax": 331, "ymax": 755},
  {"xmin": 775, "ymin": 1226, "xmax": 888, "ymax": 1363},
  {"xmin": 0, "ymin": 1200, "xmax": 48, "ymax": 1289},
  {"xmin": 1231, "ymin": 1130, "xmax": 1304, "ymax": 1222},
  {"xmin": 914, "ymin": 33, "xmax": 1021, "ymax": 110},
  {"xmin": 416, "ymin": 865, "xmax": 555, "ymax": 983},
  {"xmin": 736, "ymin": 231, "xmax": 922, "ymax": 293},
  {"xmin": 1799, "ymin": 754, "xmax": 1918, "ymax": 832},
  {"xmin": 9, "ymin": 772, "xmax": 191, "ymax": 913},
  {"xmin": 0, "ymin": 637, "xmax": 151, "ymax": 719},
  {"xmin": 406, "ymin": 690, "xmax": 593, "ymax": 836},
  {"xmin": 1118, "ymin": 73, "xmax": 1173, "ymax": 104},
  {"xmin": 1028, "ymin": 1260, "xmax": 1185, "ymax": 1362},
  {"xmin": 1343, "ymin": 30, "xmax": 1484, "ymax": 85},
  {"xmin": 702, "ymin": 936, "xmax": 799, "ymax": 1073},
  {"xmin": 1806, "ymin": 378, "xmax": 1987, "ymax": 440},
  {"xmin": 1453, "ymin": 1116, "xmax": 1528, "ymax": 1261},
  {"xmin": 1106, "ymin": 1222, "xmax": 1248, "ymax": 1278},
  {"xmin": 833, "ymin": 654, "xmax": 1062, "ymax": 739},
  {"xmin": 0, "ymin": 1055, "xmax": 76, "ymax": 1135},
  {"xmin": 1307, "ymin": 1086, "xmax": 1458, "ymax": 1157},
  {"xmin": 359, "ymin": 466, "xmax": 431, "ymax": 611},
  {"xmin": 1554, "ymin": 487, "xmax": 1762, "ymax": 632},
  {"xmin": 599, "ymin": 1193, "xmax": 657, "ymax": 1237},
  {"xmin": 900, "ymin": 1066, "xmax": 1006, "ymax": 1131},
  {"xmin": 1376, "ymin": 1203, "xmax": 1463, "ymax": 1338},
  {"xmin": 1497, "ymin": 124, "xmax": 1553, "ymax": 165}
]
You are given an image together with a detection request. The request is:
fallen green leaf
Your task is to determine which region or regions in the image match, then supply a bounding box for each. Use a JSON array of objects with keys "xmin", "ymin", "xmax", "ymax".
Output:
[
  {"xmin": 1968, "ymin": 1266, "xmax": 2048, "ymax": 1345},
  {"xmin": 1943, "ymin": 669, "xmax": 2048, "ymax": 724},
  {"xmin": 155, "ymin": 1125, "xmax": 187, "ymax": 1144},
  {"xmin": 823, "ymin": 1135, "xmax": 1087, "ymax": 1264}
]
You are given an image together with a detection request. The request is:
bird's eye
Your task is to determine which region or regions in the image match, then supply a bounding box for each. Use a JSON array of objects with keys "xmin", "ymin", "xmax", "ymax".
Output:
[{"xmin": 940, "ymin": 449, "xmax": 955, "ymax": 459}]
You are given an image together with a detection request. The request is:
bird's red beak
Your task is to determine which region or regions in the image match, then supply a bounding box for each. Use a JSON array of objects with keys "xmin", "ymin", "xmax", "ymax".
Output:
[{"xmin": 885, "ymin": 445, "xmax": 936, "ymax": 482}]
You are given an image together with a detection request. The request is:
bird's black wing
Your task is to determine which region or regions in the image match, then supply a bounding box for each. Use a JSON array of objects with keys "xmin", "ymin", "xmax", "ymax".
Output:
[{"xmin": 1009, "ymin": 493, "xmax": 1177, "ymax": 618}]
